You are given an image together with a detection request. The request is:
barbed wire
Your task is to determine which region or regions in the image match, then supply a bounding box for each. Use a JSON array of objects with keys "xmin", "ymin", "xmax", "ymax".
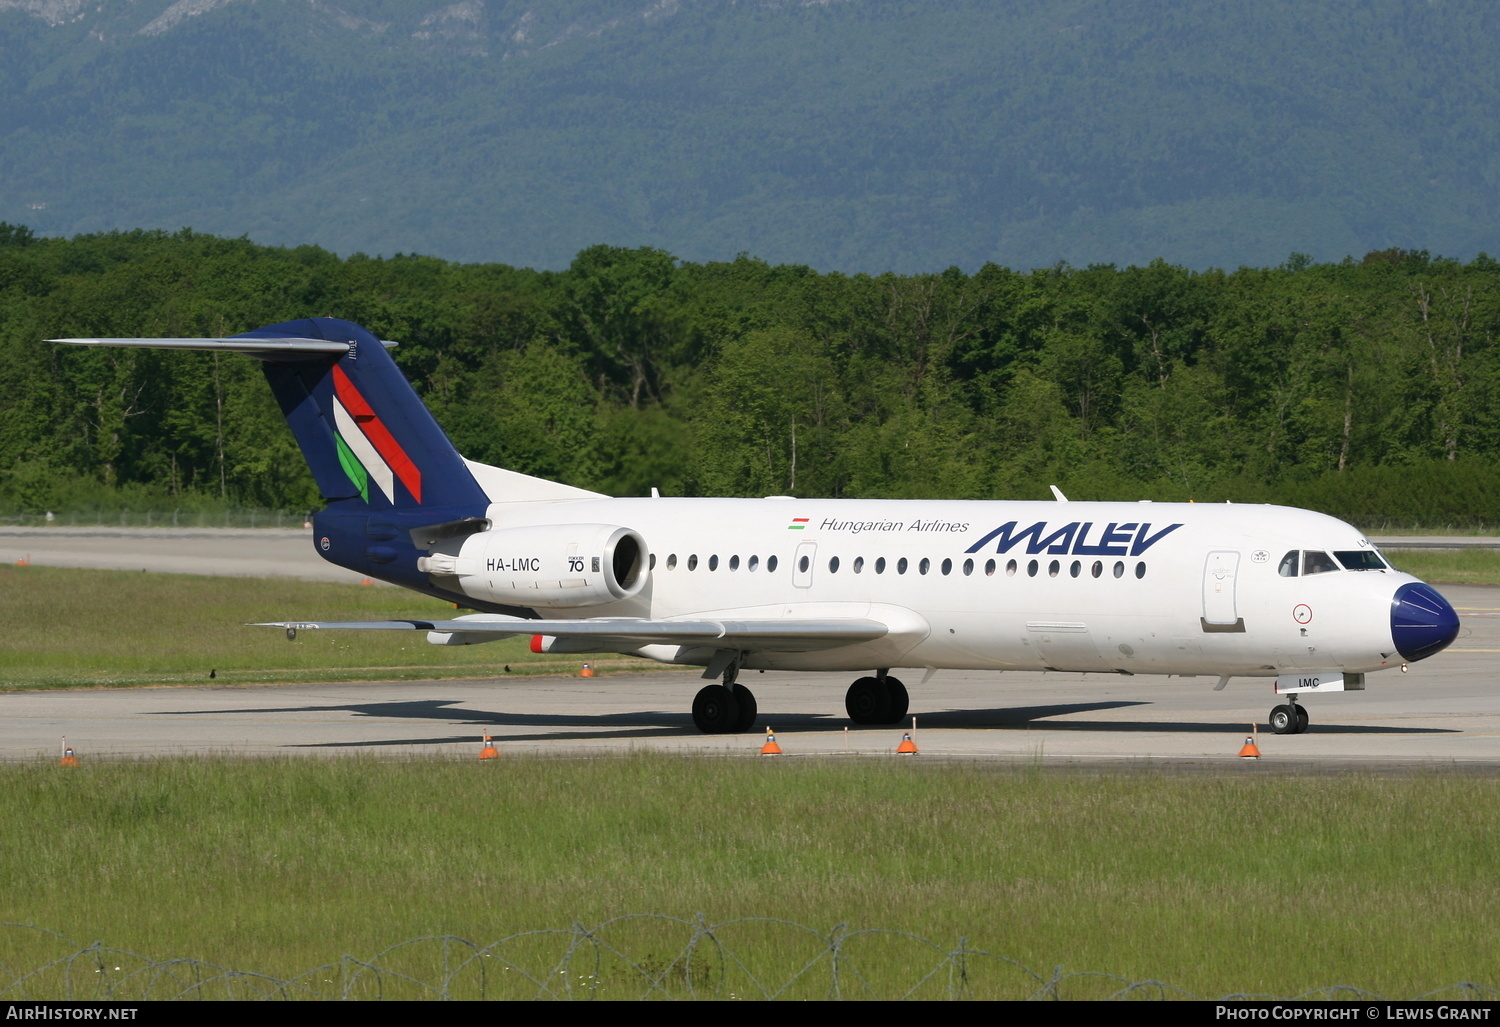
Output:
[{"xmin": 3, "ymin": 918, "xmax": 1496, "ymax": 1001}]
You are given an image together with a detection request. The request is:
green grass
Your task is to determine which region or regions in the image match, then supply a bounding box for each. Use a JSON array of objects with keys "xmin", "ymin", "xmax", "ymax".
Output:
[
  {"xmin": 0, "ymin": 566, "xmax": 657, "ymax": 689},
  {"xmin": 1382, "ymin": 548, "xmax": 1500, "ymax": 585},
  {"xmin": 0, "ymin": 756, "xmax": 1496, "ymax": 1000}
]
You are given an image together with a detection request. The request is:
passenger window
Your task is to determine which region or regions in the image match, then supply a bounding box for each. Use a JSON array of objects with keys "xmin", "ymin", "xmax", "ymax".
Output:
[
  {"xmin": 708, "ymin": 555, "xmax": 719, "ymax": 571},
  {"xmin": 767, "ymin": 555, "xmax": 778, "ymax": 573},
  {"xmin": 1113, "ymin": 561, "xmax": 1124, "ymax": 578},
  {"xmin": 798, "ymin": 555, "xmax": 810, "ymax": 573},
  {"xmin": 1278, "ymin": 551, "xmax": 1299, "ymax": 577},
  {"xmin": 919, "ymin": 558, "xmax": 930, "ymax": 575},
  {"xmin": 1048, "ymin": 560, "xmax": 1060, "ymax": 577},
  {"xmin": 1027, "ymin": 559, "xmax": 1039, "ymax": 577},
  {"xmin": 649, "ymin": 554, "xmax": 656, "ymax": 570},
  {"xmin": 1303, "ymin": 551, "xmax": 1339, "ymax": 575},
  {"xmin": 1091, "ymin": 560, "xmax": 1102, "ymax": 578},
  {"xmin": 667, "ymin": 554, "xmax": 677, "ymax": 570},
  {"xmin": 898, "ymin": 558, "xmax": 908, "ymax": 575},
  {"xmin": 942, "ymin": 558, "xmax": 953, "ymax": 576},
  {"xmin": 875, "ymin": 557, "xmax": 886, "ymax": 574},
  {"xmin": 1007, "ymin": 559, "xmax": 1018, "ymax": 577},
  {"xmin": 729, "ymin": 555, "xmax": 739, "ymax": 571},
  {"xmin": 687, "ymin": 555, "xmax": 698, "ymax": 570},
  {"xmin": 986, "ymin": 559, "xmax": 997, "ymax": 576},
  {"xmin": 829, "ymin": 556, "xmax": 840, "ymax": 573},
  {"xmin": 853, "ymin": 556, "xmax": 864, "ymax": 573},
  {"xmin": 1135, "ymin": 562, "xmax": 1146, "ymax": 578},
  {"xmin": 1069, "ymin": 560, "xmax": 1081, "ymax": 578},
  {"xmin": 748, "ymin": 555, "xmax": 759, "ymax": 571}
]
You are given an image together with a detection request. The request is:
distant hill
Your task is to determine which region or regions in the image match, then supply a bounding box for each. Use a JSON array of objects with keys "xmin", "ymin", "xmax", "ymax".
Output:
[{"xmin": 1, "ymin": 0, "xmax": 1496, "ymax": 272}]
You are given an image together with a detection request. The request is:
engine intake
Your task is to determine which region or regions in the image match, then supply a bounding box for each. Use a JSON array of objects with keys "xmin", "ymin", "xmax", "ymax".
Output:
[{"xmin": 417, "ymin": 523, "xmax": 648, "ymax": 609}]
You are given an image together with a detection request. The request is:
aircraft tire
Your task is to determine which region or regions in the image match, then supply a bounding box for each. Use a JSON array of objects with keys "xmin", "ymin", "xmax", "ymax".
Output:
[
  {"xmin": 732, "ymin": 684, "xmax": 758, "ymax": 733},
  {"xmin": 885, "ymin": 677, "xmax": 909, "ymax": 724},
  {"xmin": 846, "ymin": 676, "xmax": 893, "ymax": 725},
  {"xmin": 1295, "ymin": 707, "xmax": 1309, "ymax": 734},
  {"xmin": 1269, "ymin": 704, "xmax": 1297, "ymax": 735},
  {"xmin": 693, "ymin": 684, "xmax": 741, "ymax": 734}
]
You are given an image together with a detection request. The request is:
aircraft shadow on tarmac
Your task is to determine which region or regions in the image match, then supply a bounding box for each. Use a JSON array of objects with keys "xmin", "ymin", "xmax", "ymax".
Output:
[{"xmin": 148, "ymin": 698, "xmax": 1459, "ymax": 748}]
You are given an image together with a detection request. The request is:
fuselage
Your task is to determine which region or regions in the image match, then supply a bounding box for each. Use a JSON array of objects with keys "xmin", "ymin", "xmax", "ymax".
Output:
[{"xmin": 457, "ymin": 496, "xmax": 1454, "ymax": 678}]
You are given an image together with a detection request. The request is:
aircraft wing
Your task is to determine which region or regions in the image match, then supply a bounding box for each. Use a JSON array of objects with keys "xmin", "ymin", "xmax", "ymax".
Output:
[{"xmin": 257, "ymin": 616, "xmax": 890, "ymax": 653}]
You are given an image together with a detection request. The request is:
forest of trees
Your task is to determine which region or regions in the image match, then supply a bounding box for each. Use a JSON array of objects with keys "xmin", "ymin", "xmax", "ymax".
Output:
[{"xmin": 1, "ymin": 224, "xmax": 1497, "ymax": 527}]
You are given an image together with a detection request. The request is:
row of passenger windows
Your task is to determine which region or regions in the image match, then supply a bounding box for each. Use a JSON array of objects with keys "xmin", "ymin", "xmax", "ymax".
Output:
[{"xmin": 651, "ymin": 553, "xmax": 1150, "ymax": 579}]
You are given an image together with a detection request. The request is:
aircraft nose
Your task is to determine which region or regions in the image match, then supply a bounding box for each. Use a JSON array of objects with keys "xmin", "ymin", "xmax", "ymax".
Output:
[{"xmin": 1390, "ymin": 581, "xmax": 1460, "ymax": 662}]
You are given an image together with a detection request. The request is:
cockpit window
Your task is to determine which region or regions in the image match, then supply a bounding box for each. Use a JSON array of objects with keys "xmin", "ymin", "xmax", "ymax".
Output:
[
  {"xmin": 1334, "ymin": 550, "xmax": 1387, "ymax": 571},
  {"xmin": 1278, "ymin": 551, "xmax": 1299, "ymax": 577},
  {"xmin": 1302, "ymin": 550, "xmax": 1339, "ymax": 575}
]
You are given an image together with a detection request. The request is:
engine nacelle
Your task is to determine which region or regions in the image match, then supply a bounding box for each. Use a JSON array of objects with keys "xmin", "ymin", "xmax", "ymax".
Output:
[{"xmin": 416, "ymin": 523, "xmax": 648, "ymax": 609}]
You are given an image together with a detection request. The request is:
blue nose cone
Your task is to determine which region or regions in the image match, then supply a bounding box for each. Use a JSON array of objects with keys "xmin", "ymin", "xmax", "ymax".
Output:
[{"xmin": 1391, "ymin": 582, "xmax": 1460, "ymax": 662}]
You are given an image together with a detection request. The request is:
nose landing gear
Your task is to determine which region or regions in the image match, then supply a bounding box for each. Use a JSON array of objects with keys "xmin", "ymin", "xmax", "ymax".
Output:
[{"xmin": 1269, "ymin": 700, "xmax": 1309, "ymax": 735}]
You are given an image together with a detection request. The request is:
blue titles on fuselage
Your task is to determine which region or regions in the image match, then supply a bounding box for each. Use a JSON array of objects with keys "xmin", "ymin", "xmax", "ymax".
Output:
[{"xmin": 964, "ymin": 521, "xmax": 1184, "ymax": 557}]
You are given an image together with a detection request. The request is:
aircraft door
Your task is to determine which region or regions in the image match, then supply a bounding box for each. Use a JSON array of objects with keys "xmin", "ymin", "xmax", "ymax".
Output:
[
  {"xmin": 792, "ymin": 541, "xmax": 817, "ymax": 588},
  {"xmin": 1202, "ymin": 550, "xmax": 1242, "ymax": 629}
]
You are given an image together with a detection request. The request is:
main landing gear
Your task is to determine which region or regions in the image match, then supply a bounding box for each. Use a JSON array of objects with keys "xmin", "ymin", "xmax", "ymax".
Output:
[
  {"xmin": 692, "ymin": 661, "xmax": 757, "ymax": 734},
  {"xmin": 845, "ymin": 670, "xmax": 909, "ymax": 726},
  {"xmin": 1269, "ymin": 699, "xmax": 1310, "ymax": 735},
  {"xmin": 689, "ymin": 665, "xmax": 913, "ymax": 734}
]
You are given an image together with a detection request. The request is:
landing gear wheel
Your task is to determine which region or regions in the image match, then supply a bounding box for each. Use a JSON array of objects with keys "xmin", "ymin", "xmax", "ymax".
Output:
[
  {"xmin": 693, "ymin": 684, "xmax": 741, "ymax": 734},
  {"xmin": 846, "ymin": 676, "xmax": 893, "ymax": 725},
  {"xmin": 1294, "ymin": 706, "xmax": 1309, "ymax": 734},
  {"xmin": 732, "ymin": 684, "xmax": 758, "ymax": 733},
  {"xmin": 1269, "ymin": 704, "xmax": 1297, "ymax": 735},
  {"xmin": 885, "ymin": 676, "xmax": 909, "ymax": 724}
]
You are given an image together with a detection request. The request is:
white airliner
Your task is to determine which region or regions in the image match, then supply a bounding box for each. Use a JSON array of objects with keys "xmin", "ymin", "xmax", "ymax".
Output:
[{"xmin": 57, "ymin": 318, "xmax": 1460, "ymax": 736}]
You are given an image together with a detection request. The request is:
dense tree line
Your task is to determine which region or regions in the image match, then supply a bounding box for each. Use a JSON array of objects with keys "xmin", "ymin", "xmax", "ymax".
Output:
[{"xmin": 0, "ymin": 225, "xmax": 1497, "ymax": 526}]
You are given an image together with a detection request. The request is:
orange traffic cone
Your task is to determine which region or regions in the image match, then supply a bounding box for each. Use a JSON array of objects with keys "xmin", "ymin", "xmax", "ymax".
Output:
[
  {"xmin": 580, "ymin": 663, "xmax": 594, "ymax": 678},
  {"xmin": 478, "ymin": 734, "xmax": 499, "ymax": 760},
  {"xmin": 59, "ymin": 737, "xmax": 79, "ymax": 768},
  {"xmin": 16, "ymin": 554, "xmax": 29, "ymax": 567},
  {"xmin": 1238, "ymin": 727, "xmax": 1261, "ymax": 759},
  {"xmin": 760, "ymin": 727, "xmax": 783, "ymax": 755},
  {"xmin": 896, "ymin": 732, "xmax": 919, "ymax": 755},
  {"xmin": 360, "ymin": 577, "xmax": 373, "ymax": 586}
]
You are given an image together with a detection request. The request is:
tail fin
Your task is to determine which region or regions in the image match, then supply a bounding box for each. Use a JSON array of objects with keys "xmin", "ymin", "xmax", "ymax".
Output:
[
  {"xmin": 55, "ymin": 317, "xmax": 491, "ymax": 515},
  {"xmin": 246, "ymin": 318, "xmax": 488, "ymax": 513}
]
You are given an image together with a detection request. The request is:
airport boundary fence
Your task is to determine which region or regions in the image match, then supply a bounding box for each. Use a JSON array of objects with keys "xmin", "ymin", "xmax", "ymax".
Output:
[
  {"xmin": 0, "ymin": 506, "xmax": 307, "ymax": 529},
  {"xmin": 4, "ymin": 918, "xmax": 1498, "ymax": 1002}
]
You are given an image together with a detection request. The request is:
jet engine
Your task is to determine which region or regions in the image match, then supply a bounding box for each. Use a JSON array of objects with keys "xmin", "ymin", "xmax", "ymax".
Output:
[{"xmin": 416, "ymin": 523, "xmax": 649, "ymax": 609}]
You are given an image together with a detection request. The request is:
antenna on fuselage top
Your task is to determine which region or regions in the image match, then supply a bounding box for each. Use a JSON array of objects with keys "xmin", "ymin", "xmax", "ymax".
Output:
[{"xmin": 1049, "ymin": 485, "xmax": 1069, "ymax": 502}]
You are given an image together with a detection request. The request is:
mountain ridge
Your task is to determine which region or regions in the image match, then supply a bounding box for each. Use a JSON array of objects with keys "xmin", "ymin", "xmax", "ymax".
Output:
[{"xmin": 1, "ymin": 0, "xmax": 1494, "ymax": 272}]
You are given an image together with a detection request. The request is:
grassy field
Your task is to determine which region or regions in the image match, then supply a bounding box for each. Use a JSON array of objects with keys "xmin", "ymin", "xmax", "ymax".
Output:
[
  {"xmin": 1382, "ymin": 547, "xmax": 1500, "ymax": 585},
  {"xmin": 1, "ymin": 556, "xmax": 1496, "ymax": 999},
  {"xmin": 0, "ymin": 566, "xmax": 642, "ymax": 690},
  {"xmin": 0, "ymin": 756, "xmax": 1496, "ymax": 1000}
]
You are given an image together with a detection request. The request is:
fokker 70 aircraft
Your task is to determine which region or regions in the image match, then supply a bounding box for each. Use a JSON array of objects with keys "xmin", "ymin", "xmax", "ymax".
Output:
[{"xmin": 57, "ymin": 318, "xmax": 1460, "ymax": 735}]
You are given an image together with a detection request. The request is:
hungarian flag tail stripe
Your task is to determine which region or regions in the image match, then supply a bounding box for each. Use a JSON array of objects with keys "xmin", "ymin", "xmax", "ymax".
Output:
[
  {"xmin": 332, "ymin": 365, "xmax": 423, "ymax": 503},
  {"xmin": 333, "ymin": 432, "xmax": 371, "ymax": 504},
  {"xmin": 332, "ymin": 397, "xmax": 395, "ymax": 503}
]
